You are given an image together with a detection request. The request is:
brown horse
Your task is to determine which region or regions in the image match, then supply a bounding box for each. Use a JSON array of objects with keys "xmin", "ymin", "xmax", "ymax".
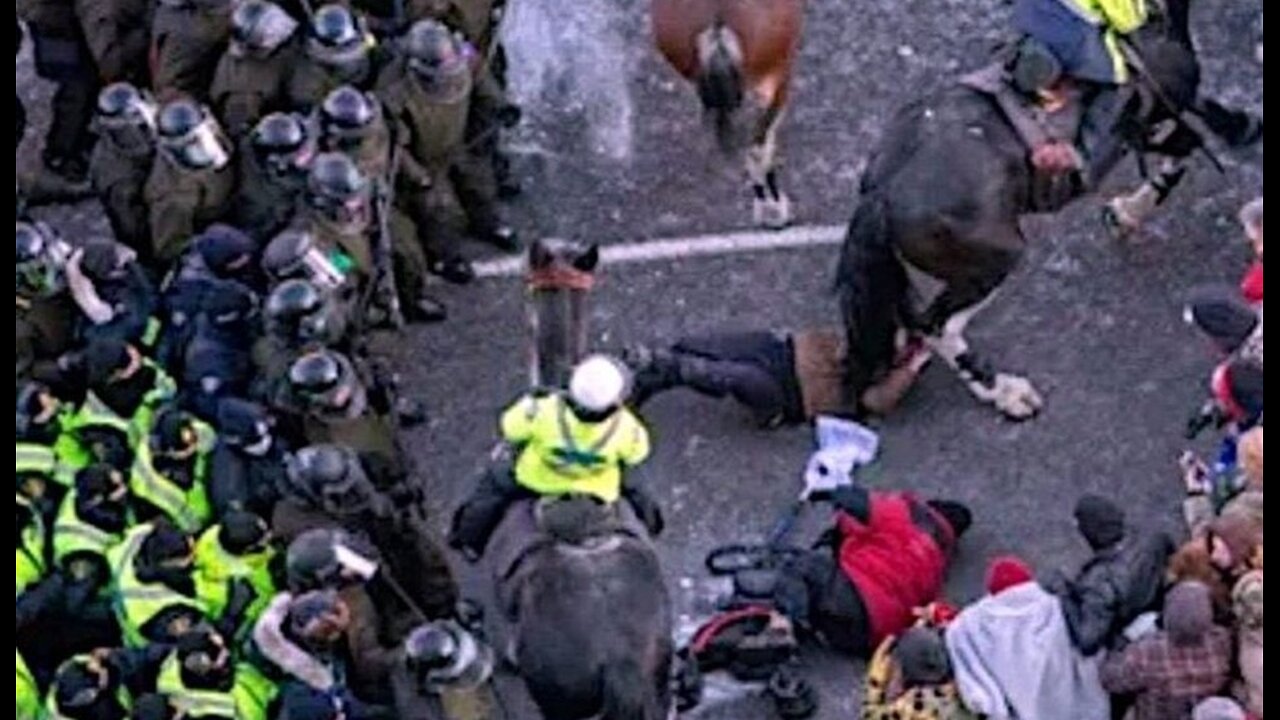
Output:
[{"xmin": 652, "ymin": 0, "xmax": 805, "ymax": 229}]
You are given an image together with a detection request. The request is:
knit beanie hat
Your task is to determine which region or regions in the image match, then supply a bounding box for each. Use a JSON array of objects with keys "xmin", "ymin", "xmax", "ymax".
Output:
[
  {"xmin": 276, "ymin": 683, "xmax": 343, "ymax": 720},
  {"xmin": 985, "ymin": 555, "xmax": 1034, "ymax": 595},
  {"xmin": 196, "ymin": 224, "xmax": 256, "ymax": 275},
  {"xmin": 1193, "ymin": 696, "xmax": 1246, "ymax": 720},
  {"xmin": 893, "ymin": 626, "xmax": 951, "ymax": 687},
  {"xmin": 1164, "ymin": 580, "xmax": 1214, "ymax": 645},
  {"xmin": 1073, "ymin": 494, "xmax": 1126, "ymax": 551},
  {"xmin": 1184, "ymin": 285, "xmax": 1259, "ymax": 355}
]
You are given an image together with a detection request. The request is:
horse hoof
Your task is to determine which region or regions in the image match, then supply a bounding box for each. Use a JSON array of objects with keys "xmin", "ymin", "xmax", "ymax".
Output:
[
  {"xmin": 1102, "ymin": 203, "xmax": 1137, "ymax": 240},
  {"xmin": 991, "ymin": 373, "xmax": 1043, "ymax": 420},
  {"xmin": 753, "ymin": 195, "xmax": 793, "ymax": 230}
]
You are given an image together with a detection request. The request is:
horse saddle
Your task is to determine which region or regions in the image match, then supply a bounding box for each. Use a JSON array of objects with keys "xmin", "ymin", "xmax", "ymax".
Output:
[
  {"xmin": 532, "ymin": 494, "xmax": 631, "ymax": 548},
  {"xmin": 960, "ymin": 59, "xmax": 1088, "ymax": 212}
]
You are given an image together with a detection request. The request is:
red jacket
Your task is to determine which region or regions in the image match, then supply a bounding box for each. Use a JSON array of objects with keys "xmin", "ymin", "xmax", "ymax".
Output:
[
  {"xmin": 836, "ymin": 492, "xmax": 954, "ymax": 646},
  {"xmin": 1240, "ymin": 261, "xmax": 1263, "ymax": 305}
]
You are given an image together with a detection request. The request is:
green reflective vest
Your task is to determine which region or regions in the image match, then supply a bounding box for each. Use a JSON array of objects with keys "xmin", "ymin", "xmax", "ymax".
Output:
[
  {"xmin": 194, "ymin": 525, "xmax": 277, "ymax": 626},
  {"xmin": 16, "ymin": 440, "xmax": 65, "ymax": 488},
  {"xmin": 56, "ymin": 360, "xmax": 177, "ymax": 474},
  {"xmin": 16, "ymin": 650, "xmax": 39, "ymax": 720},
  {"xmin": 129, "ymin": 419, "xmax": 215, "ymax": 534},
  {"xmin": 501, "ymin": 394, "xmax": 651, "ymax": 503},
  {"xmin": 53, "ymin": 490, "xmax": 125, "ymax": 566},
  {"xmin": 156, "ymin": 653, "xmax": 277, "ymax": 720},
  {"xmin": 16, "ymin": 494, "xmax": 47, "ymax": 598},
  {"xmin": 108, "ymin": 524, "xmax": 208, "ymax": 648}
]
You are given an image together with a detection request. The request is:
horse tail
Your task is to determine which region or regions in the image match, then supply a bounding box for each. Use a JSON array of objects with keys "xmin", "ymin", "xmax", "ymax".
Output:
[
  {"xmin": 695, "ymin": 21, "xmax": 744, "ymax": 150},
  {"xmin": 834, "ymin": 195, "xmax": 907, "ymax": 403},
  {"xmin": 600, "ymin": 657, "xmax": 661, "ymax": 720}
]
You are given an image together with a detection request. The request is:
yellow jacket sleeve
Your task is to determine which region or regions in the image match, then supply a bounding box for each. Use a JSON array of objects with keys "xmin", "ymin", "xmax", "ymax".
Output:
[
  {"xmin": 1092, "ymin": 0, "xmax": 1146, "ymax": 34},
  {"xmin": 500, "ymin": 395, "xmax": 540, "ymax": 445},
  {"xmin": 861, "ymin": 636, "xmax": 896, "ymax": 718},
  {"xmin": 616, "ymin": 412, "xmax": 651, "ymax": 468}
]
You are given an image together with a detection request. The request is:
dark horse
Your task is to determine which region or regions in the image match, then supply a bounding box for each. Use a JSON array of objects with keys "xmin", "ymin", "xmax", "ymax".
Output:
[
  {"xmin": 652, "ymin": 0, "xmax": 805, "ymax": 229},
  {"xmin": 485, "ymin": 239, "xmax": 675, "ymax": 720},
  {"xmin": 836, "ymin": 0, "xmax": 1259, "ymax": 419}
]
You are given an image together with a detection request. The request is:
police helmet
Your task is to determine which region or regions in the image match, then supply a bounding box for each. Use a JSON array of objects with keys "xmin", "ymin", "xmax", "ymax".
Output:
[
  {"xmin": 156, "ymin": 99, "xmax": 204, "ymax": 143},
  {"xmin": 231, "ymin": 0, "xmax": 298, "ymax": 54},
  {"xmin": 319, "ymin": 85, "xmax": 375, "ymax": 143}
]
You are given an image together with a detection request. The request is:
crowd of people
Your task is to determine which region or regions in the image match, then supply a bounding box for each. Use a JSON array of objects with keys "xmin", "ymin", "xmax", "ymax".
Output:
[
  {"xmin": 14, "ymin": 0, "xmax": 1263, "ymax": 717},
  {"xmin": 16, "ymin": 0, "xmax": 527, "ymax": 718}
]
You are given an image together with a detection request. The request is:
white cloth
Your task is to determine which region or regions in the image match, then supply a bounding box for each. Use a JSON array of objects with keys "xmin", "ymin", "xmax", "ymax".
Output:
[{"xmin": 946, "ymin": 583, "xmax": 1110, "ymax": 720}]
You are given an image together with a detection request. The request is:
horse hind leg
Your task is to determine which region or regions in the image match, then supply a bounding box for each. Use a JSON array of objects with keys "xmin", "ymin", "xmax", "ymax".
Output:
[
  {"xmin": 747, "ymin": 96, "xmax": 792, "ymax": 229},
  {"xmin": 1104, "ymin": 156, "xmax": 1188, "ymax": 236},
  {"xmin": 922, "ymin": 291, "xmax": 1044, "ymax": 419}
]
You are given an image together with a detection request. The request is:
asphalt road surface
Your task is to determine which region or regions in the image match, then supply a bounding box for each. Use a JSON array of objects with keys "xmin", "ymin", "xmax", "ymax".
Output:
[{"xmin": 18, "ymin": 0, "xmax": 1263, "ymax": 716}]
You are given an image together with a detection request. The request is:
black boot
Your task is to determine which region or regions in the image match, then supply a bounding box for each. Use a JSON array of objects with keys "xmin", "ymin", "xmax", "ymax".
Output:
[
  {"xmin": 622, "ymin": 346, "xmax": 683, "ymax": 407},
  {"xmin": 430, "ymin": 257, "xmax": 476, "ymax": 285},
  {"xmin": 622, "ymin": 481, "xmax": 665, "ymax": 537},
  {"xmin": 405, "ymin": 293, "xmax": 448, "ymax": 323},
  {"xmin": 447, "ymin": 466, "xmax": 526, "ymax": 561}
]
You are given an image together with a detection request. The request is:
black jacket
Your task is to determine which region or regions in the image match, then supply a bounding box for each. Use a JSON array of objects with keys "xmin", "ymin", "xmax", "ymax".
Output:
[{"xmin": 1055, "ymin": 531, "xmax": 1175, "ymax": 656}]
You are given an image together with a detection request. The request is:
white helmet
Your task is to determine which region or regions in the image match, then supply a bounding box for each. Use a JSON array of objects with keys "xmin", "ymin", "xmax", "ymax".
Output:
[{"xmin": 568, "ymin": 354, "xmax": 629, "ymax": 413}]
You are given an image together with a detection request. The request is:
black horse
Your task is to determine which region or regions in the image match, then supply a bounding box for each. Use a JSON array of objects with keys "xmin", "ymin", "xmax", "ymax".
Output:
[
  {"xmin": 483, "ymin": 240, "xmax": 675, "ymax": 720},
  {"xmin": 836, "ymin": 0, "xmax": 1259, "ymax": 418}
]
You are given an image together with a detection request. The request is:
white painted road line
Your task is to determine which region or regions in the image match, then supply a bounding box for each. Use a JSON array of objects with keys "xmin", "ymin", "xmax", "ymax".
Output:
[{"xmin": 471, "ymin": 224, "xmax": 847, "ymax": 278}]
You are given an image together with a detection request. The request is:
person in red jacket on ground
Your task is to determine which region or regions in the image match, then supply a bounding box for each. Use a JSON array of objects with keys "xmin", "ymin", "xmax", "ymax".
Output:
[
  {"xmin": 771, "ymin": 434, "xmax": 971, "ymax": 656},
  {"xmin": 1238, "ymin": 198, "xmax": 1263, "ymax": 305}
]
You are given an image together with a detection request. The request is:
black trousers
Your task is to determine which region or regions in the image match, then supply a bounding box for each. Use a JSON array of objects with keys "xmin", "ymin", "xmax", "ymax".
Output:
[
  {"xmin": 634, "ymin": 331, "xmax": 803, "ymax": 425},
  {"xmin": 774, "ymin": 549, "xmax": 871, "ymax": 657},
  {"xmin": 29, "ymin": 27, "xmax": 98, "ymax": 166}
]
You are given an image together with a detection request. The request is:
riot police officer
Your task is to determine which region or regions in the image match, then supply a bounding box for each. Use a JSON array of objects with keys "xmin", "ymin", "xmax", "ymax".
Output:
[
  {"xmin": 235, "ymin": 111, "xmax": 317, "ymax": 242},
  {"xmin": 377, "ymin": 19, "xmax": 518, "ymax": 288},
  {"xmin": 210, "ymin": 0, "xmax": 303, "ymax": 139},
  {"xmin": 16, "ymin": 221, "xmax": 77, "ymax": 381},
  {"xmin": 89, "ymin": 83, "xmax": 158, "ymax": 263},
  {"xmin": 287, "ymin": 4, "xmax": 383, "ymax": 111},
  {"xmin": 146, "ymin": 99, "xmax": 235, "ymax": 265},
  {"xmin": 150, "ymin": 0, "xmax": 234, "ymax": 98},
  {"xmin": 296, "ymin": 151, "xmax": 445, "ymax": 324}
]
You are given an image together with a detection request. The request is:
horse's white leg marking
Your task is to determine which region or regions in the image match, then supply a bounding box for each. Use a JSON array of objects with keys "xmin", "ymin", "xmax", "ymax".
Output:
[
  {"xmin": 923, "ymin": 296, "xmax": 1044, "ymax": 419},
  {"xmin": 747, "ymin": 102, "xmax": 791, "ymax": 229}
]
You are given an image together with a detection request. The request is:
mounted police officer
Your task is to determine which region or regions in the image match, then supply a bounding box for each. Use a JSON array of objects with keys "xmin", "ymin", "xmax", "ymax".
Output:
[{"xmin": 449, "ymin": 354, "xmax": 663, "ymax": 560}]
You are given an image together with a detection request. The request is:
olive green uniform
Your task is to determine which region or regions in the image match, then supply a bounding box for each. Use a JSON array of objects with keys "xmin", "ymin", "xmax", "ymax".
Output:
[
  {"xmin": 150, "ymin": 2, "xmax": 231, "ymax": 99},
  {"xmin": 232, "ymin": 140, "xmax": 305, "ymax": 243},
  {"xmin": 16, "ymin": 294, "xmax": 77, "ymax": 380},
  {"xmin": 89, "ymin": 138, "xmax": 154, "ymax": 259},
  {"xmin": 377, "ymin": 56, "xmax": 502, "ymax": 263},
  {"xmin": 145, "ymin": 155, "xmax": 235, "ymax": 265},
  {"xmin": 209, "ymin": 37, "xmax": 303, "ymax": 139},
  {"xmin": 76, "ymin": 0, "xmax": 151, "ymax": 85}
]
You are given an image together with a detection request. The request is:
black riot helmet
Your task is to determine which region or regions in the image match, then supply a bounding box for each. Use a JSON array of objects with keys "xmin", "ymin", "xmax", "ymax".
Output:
[
  {"xmin": 318, "ymin": 85, "xmax": 376, "ymax": 149},
  {"xmin": 16, "ymin": 220, "xmax": 68, "ymax": 298},
  {"xmin": 157, "ymin": 99, "xmax": 230, "ymax": 171},
  {"xmin": 285, "ymin": 443, "xmax": 373, "ymax": 514},
  {"xmin": 230, "ymin": 0, "xmax": 299, "ymax": 57},
  {"xmin": 250, "ymin": 112, "xmax": 315, "ymax": 179},
  {"xmin": 265, "ymin": 278, "xmax": 331, "ymax": 343},
  {"xmin": 261, "ymin": 228, "xmax": 346, "ymax": 291},
  {"xmin": 95, "ymin": 82, "xmax": 157, "ymax": 154},
  {"xmin": 287, "ymin": 348, "xmax": 365, "ymax": 415},
  {"xmin": 305, "ymin": 152, "xmax": 370, "ymax": 231},
  {"xmin": 404, "ymin": 19, "xmax": 472, "ymax": 101},
  {"xmin": 307, "ymin": 4, "xmax": 370, "ymax": 81}
]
